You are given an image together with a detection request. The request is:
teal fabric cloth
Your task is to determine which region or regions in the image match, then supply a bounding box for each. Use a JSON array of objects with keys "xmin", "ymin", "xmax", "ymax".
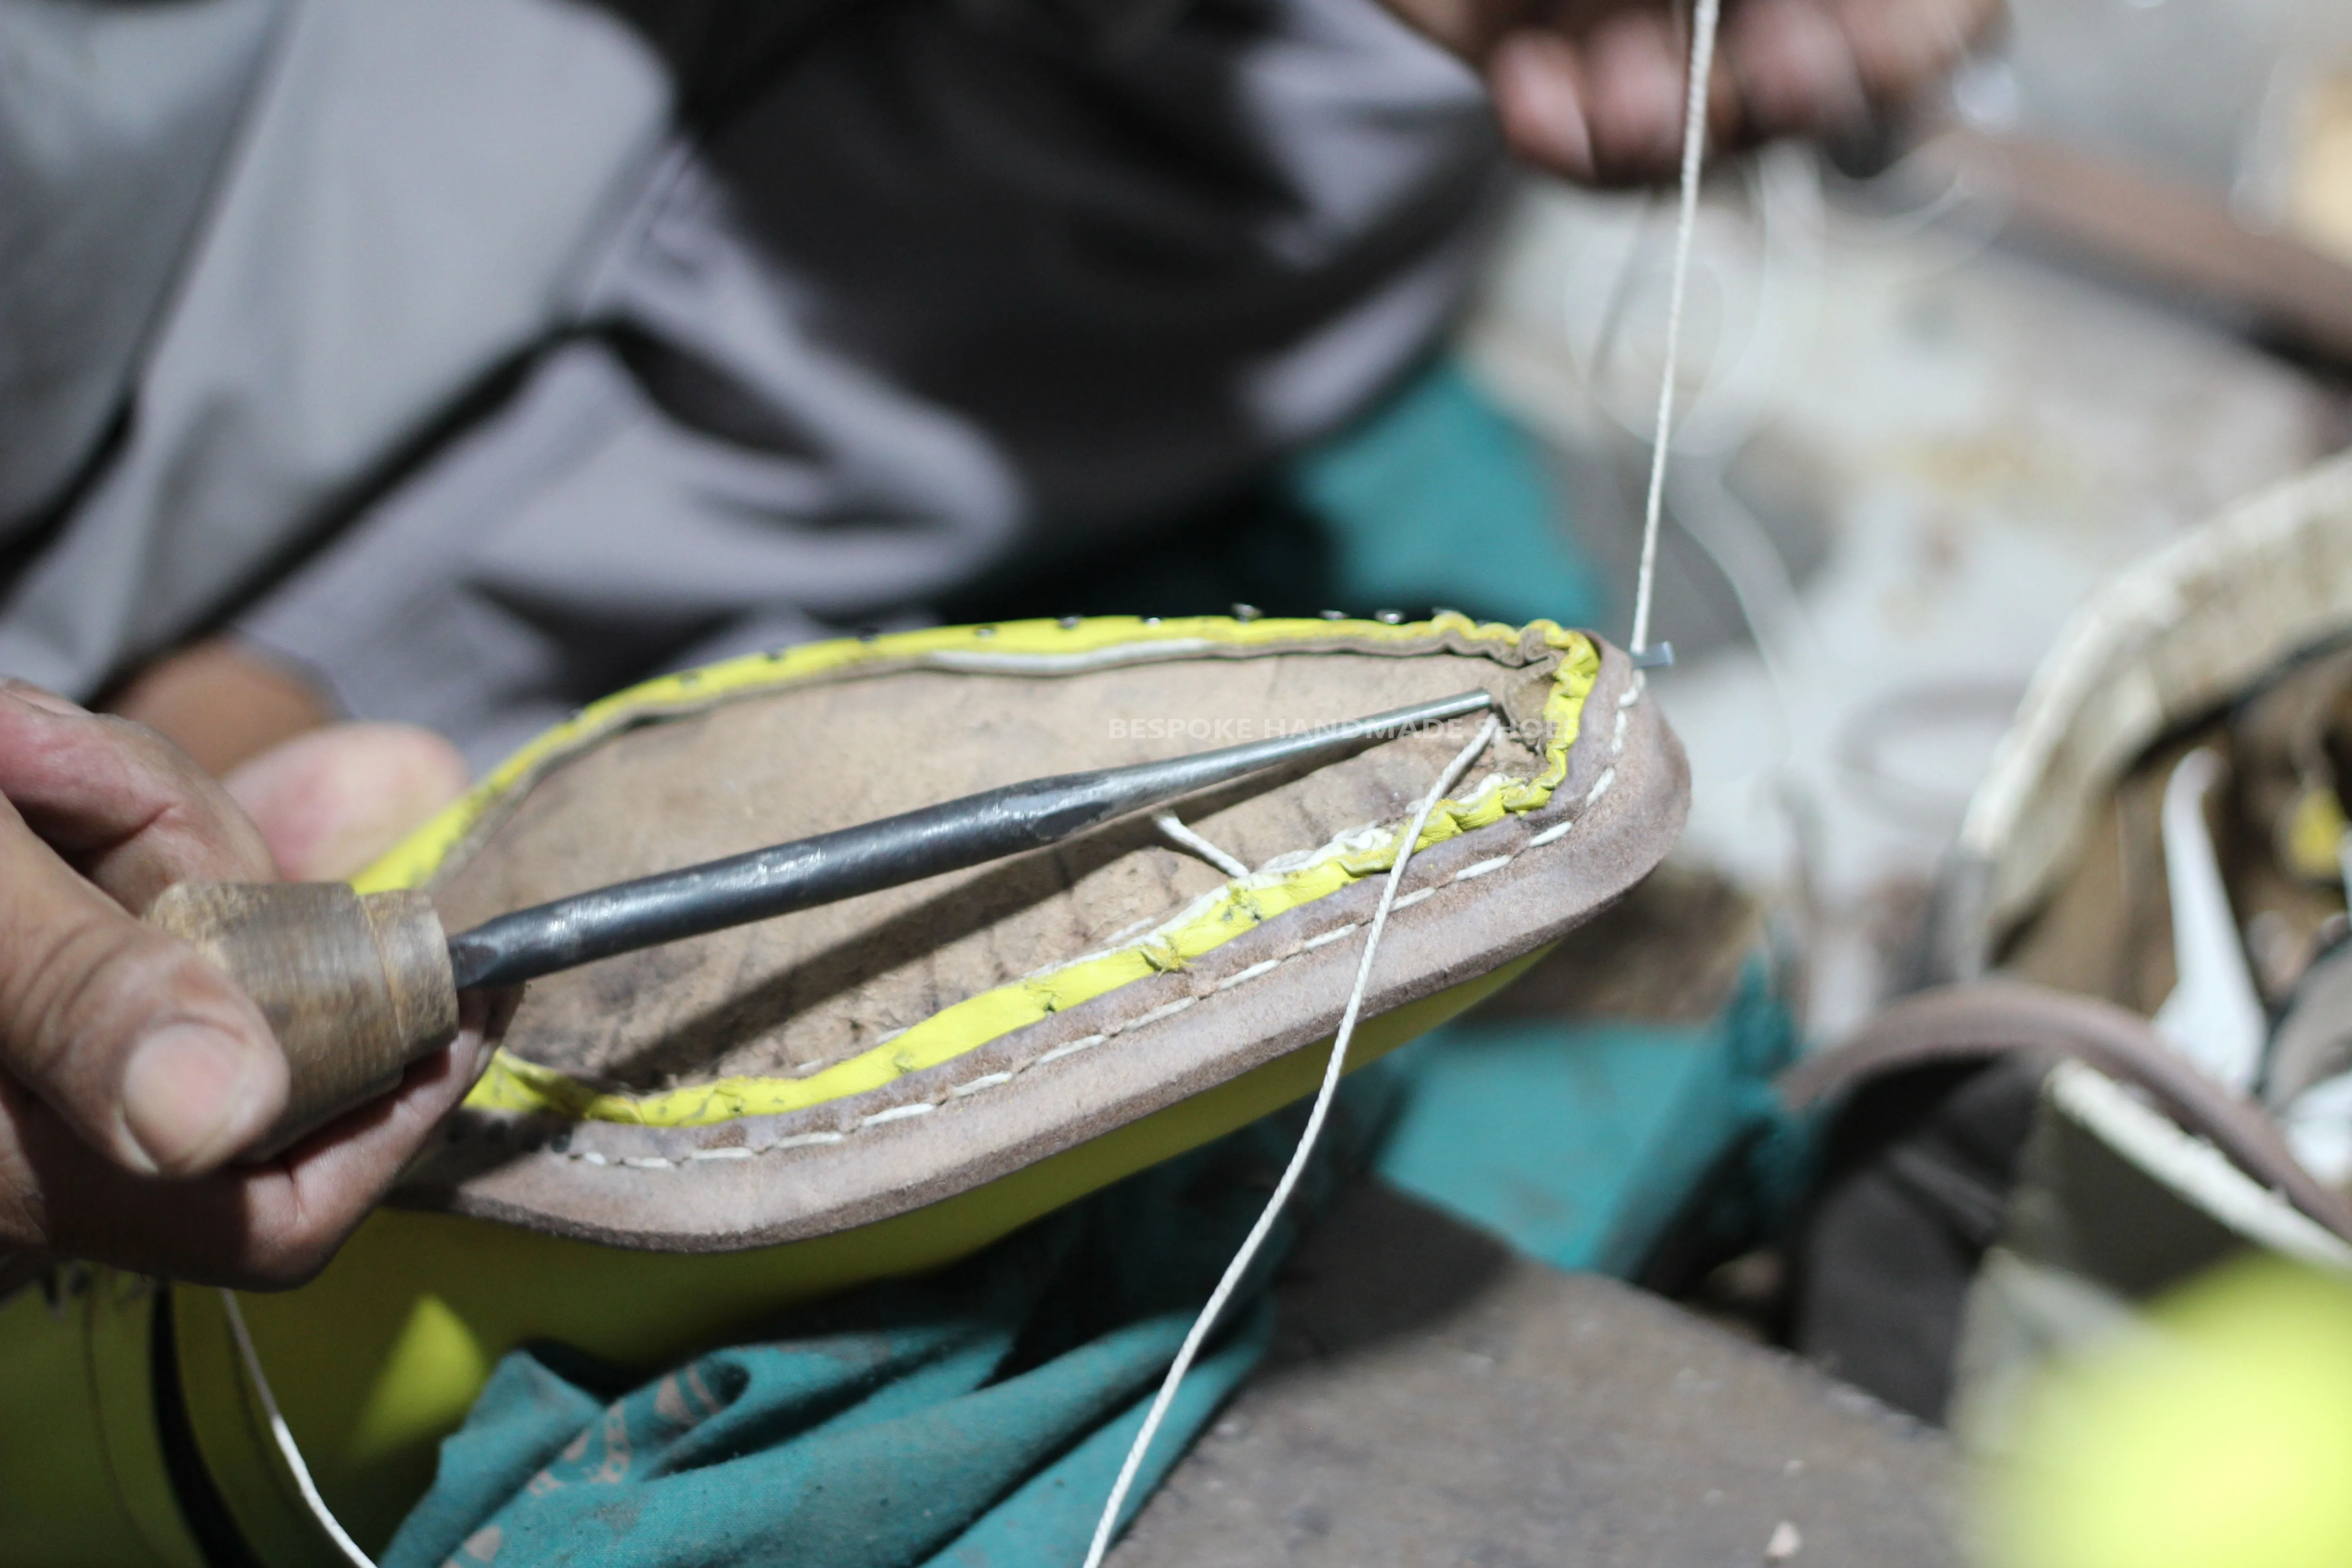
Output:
[
  {"xmin": 1287, "ymin": 359, "xmax": 1606, "ymax": 632},
  {"xmin": 1378, "ymin": 963, "xmax": 1809, "ymax": 1278},
  {"xmin": 383, "ymin": 970, "xmax": 1807, "ymax": 1568},
  {"xmin": 382, "ymin": 1074, "xmax": 1394, "ymax": 1568}
]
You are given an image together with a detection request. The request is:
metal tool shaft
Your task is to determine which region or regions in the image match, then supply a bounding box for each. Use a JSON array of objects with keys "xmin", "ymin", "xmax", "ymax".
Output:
[{"xmin": 446, "ymin": 689, "xmax": 1494, "ymax": 990}]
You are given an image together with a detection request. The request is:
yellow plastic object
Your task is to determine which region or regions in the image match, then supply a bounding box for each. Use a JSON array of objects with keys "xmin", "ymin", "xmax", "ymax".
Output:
[
  {"xmin": 1984, "ymin": 1257, "xmax": 2352, "ymax": 1568},
  {"xmin": 355, "ymin": 613, "xmax": 1598, "ymax": 1127},
  {"xmin": 0, "ymin": 954, "xmax": 1538, "ymax": 1568},
  {"xmin": 2281, "ymin": 783, "xmax": 2349, "ymax": 883},
  {"xmin": 0, "ymin": 1271, "xmax": 204, "ymax": 1567}
]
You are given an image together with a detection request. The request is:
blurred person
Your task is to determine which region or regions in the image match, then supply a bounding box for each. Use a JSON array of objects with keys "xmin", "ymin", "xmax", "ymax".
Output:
[{"xmin": 0, "ymin": 0, "xmax": 1988, "ymax": 1282}]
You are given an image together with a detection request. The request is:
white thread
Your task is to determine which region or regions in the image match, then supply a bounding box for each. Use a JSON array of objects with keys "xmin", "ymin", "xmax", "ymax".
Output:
[
  {"xmin": 220, "ymin": 1291, "xmax": 377, "ymax": 1568},
  {"xmin": 950, "ymin": 1071, "xmax": 1017, "ymax": 1097},
  {"xmin": 1036, "ymin": 1033, "xmax": 1112, "ymax": 1065},
  {"xmin": 1452, "ymin": 856, "xmax": 1513, "ymax": 882},
  {"xmin": 1301, "ymin": 923, "xmax": 1361, "ymax": 951},
  {"xmin": 1216, "ymin": 959, "xmax": 1284, "ymax": 991},
  {"xmin": 1154, "ymin": 812, "xmax": 1253, "ymax": 880},
  {"xmin": 1583, "ymin": 766, "xmax": 1618, "ymax": 808},
  {"xmin": 859, "ymin": 1102, "xmax": 936, "ymax": 1127},
  {"xmin": 1126, "ymin": 996, "xmax": 1198, "ymax": 1030},
  {"xmin": 1389, "ymin": 887, "xmax": 1436, "ymax": 911},
  {"xmin": 1081, "ymin": 715, "xmax": 1502, "ymax": 1568},
  {"xmin": 621, "ymin": 1156, "xmax": 674, "ymax": 1170},
  {"xmin": 761, "ymin": 1130, "xmax": 847, "ymax": 1151},
  {"xmin": 1528, "ymin": 818, "xmax": 1577, "ymax": 848},
  {"xmin": 689, "ymin": 1146, "xmax": 755, "ymax": 1161},
  {"xmin": 1627, "ymin": 0, "xmax": 1725, "ymax": 657}
]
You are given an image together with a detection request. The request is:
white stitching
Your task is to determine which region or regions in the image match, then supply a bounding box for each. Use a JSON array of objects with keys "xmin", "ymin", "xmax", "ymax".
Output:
[
  {"xmin": 518, "ymin": 674, "xmax": 1643, "ymax": 1168},
  {"xmin": 948, "ymin": 1071, "xmax": 1015, "ymax": 1098},
  {"xmin": 1036, "ymin": 1033, "xmax": 1111, "ymax": 1065},
  {"xmin": 1123, "ymin": 996, "xmax": 1197, "ymax": 1031},
  {"xmin": 765, "ymin": 1131, "xmax": 846, "ymax": 1150}
]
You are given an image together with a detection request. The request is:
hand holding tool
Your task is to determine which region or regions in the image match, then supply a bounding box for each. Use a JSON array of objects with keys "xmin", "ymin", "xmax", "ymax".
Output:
[{"xmin": 144, "ymin": 690, "xmax": 1494, "ymax": 1152}]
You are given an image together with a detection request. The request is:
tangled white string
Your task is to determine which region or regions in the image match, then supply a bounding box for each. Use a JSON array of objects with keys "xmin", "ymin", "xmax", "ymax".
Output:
[
  {"xmin": 1081, "ymin": 715, "xmax": 1502, "ymax": 1568},
  {"xmin": 1628, "ymin": 0, "xmax": 1725, "ymax": 659}
]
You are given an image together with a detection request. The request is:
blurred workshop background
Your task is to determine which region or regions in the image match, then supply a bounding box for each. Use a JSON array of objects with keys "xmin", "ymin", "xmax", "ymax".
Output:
[{"xmin": 1213, "ymin": 1, "xmax": 2352, "ymax": 1561}]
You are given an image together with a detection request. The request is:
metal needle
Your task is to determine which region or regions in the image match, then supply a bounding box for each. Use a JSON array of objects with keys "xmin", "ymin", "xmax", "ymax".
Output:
[{"xmin": 446, "ymin": 689, "xmax": 1495, "ymax": 989}]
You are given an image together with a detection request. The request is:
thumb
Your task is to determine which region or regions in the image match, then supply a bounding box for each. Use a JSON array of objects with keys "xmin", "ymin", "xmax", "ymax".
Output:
[{"xmin": 0, "ymin": 799, "xmax": 288, "ymax": 1176}]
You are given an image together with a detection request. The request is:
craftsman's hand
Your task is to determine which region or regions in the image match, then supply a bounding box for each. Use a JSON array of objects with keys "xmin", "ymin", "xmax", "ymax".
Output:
[
  {"xmin": 0, "ymin": 683, "xmax": 485, "ymax": 1288},
  {"xmin": 1382, "ymin": 0, "xmax": 1998, "ymax": 185}
]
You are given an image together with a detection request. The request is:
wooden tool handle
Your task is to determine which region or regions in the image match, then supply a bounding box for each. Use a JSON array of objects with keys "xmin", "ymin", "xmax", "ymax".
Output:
[{"xmin": 143, "ymin": 882, "xmax": 461, "ymax": 1156}]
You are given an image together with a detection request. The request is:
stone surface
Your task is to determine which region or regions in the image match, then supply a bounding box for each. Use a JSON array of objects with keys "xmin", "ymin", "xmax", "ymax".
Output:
[{"xmin": 1113, "ymin": 1181, "xmax": 1961, "ymax": 1567}]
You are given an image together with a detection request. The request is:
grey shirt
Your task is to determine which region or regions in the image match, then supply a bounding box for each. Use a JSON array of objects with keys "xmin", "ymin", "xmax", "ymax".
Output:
[{"xmin": 0, "ymin": 0, "xmax": 1502, "ymax": 765}]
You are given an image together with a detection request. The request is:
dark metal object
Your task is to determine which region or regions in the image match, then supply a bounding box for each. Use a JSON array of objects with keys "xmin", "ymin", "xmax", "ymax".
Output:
[{"xmin": 446, "ymin": 690, "xmax": 1494, "ymax": 990}]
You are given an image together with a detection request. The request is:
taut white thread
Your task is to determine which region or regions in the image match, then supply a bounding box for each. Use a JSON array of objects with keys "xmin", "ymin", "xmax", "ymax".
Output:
[
  {"xmin": 1081, "ymin": 715, "xmax": 1503, "ymax": 1568},
  {"xmin": 1628, "ymin": 0, "xmax": 1725, "ymax": 658},
  {"xmin": 220, "ymin": 1289, "xmax": 377, "ymax": 1568}
]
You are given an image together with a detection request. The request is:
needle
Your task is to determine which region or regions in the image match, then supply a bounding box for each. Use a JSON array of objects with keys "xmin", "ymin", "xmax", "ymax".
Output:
[{"xmin": 444, "ymin": 689, "xmax": 1496, "ymax": 989}]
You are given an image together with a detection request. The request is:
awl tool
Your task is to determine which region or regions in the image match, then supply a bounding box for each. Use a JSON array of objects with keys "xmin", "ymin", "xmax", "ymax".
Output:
[{"xmin": 146, "ymin": 690, "xmax": 1494, "ymax": 1151}]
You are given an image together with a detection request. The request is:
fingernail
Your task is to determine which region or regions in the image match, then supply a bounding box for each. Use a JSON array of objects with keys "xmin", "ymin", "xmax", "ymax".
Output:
[
  {"xmin": 1624, "ymin": 49, "xmax": 1684, "ymax": 147},
  {"xmin": 122, "ymin": 1023, "xmax": 268, "ymax": 1175},
  {"xmin": 1497, "ymin": 41, "xmax": 1593, "ymax": 178}
]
